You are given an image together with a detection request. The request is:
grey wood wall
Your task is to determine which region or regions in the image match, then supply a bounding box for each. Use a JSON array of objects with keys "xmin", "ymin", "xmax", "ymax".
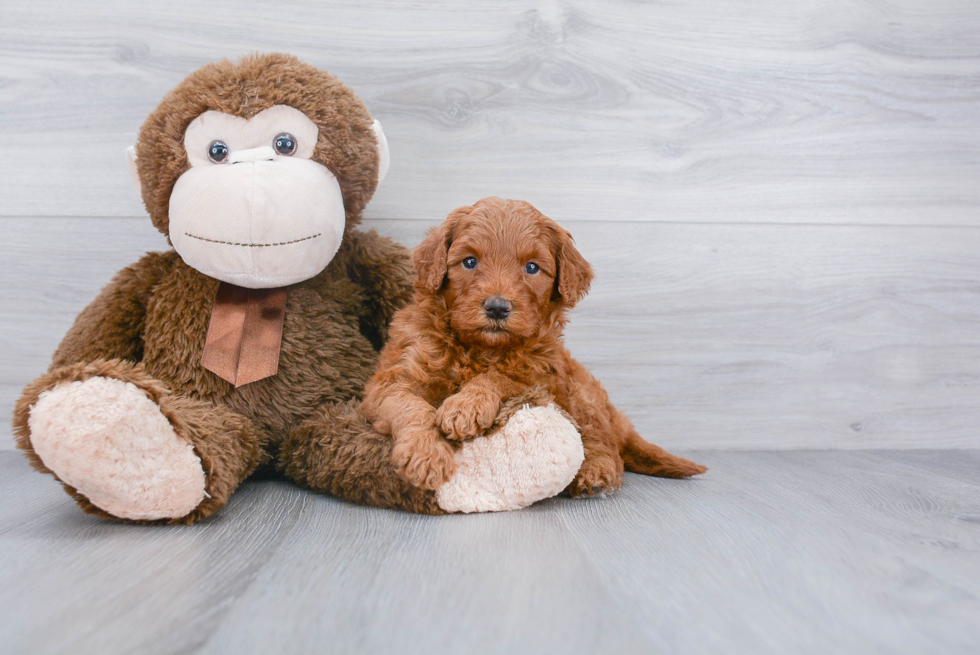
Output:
[{"xmin": 2, "ymin": 0, "xmax": 980, "ymax": 450}]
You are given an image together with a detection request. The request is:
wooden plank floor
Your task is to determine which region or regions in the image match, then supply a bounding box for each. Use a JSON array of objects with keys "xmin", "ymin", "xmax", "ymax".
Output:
[{"xmin": 1, "ymin": 449, "xmax": 977, "ymax": 655}]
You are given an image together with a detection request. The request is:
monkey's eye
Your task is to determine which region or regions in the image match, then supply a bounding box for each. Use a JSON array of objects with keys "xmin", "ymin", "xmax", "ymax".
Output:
[
  {"xmin": 273, "ymin": 133, "xmax": 297, "ymax": 156},
  {"xmin": 525, "ymin": 262, "xmax": 540, "ymax": 275},
  {"xmin": 462, "ymin": 257, "xmax": 478, "ymax": 270},
  {"xmin": 207, "ymin": 140, "xmax": 229, "ymax": 164}
]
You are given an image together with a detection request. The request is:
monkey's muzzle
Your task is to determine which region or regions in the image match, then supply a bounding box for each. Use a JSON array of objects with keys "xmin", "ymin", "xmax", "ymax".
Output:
[{"xmin": 168, "ymin": 156, "xmax": 346, "ymax": 288}]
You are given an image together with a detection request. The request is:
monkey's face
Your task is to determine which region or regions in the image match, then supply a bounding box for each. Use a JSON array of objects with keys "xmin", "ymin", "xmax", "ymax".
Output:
[
  {"xmin": 165, "ymin": 105, "xmax": 370, "ymax": 288},
  {"xmin": 132, "ymin": 55, "xmax": 389, "ymax": 288}
]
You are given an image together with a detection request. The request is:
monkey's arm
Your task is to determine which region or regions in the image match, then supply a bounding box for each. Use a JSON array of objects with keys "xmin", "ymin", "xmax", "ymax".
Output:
[
  {"xmin": 344, "ymin": 228, "xmax": 415, "ymax": 350},
  {"xmin": 49, "ymin": 251, "xmax": 176, "ymax": 369}
]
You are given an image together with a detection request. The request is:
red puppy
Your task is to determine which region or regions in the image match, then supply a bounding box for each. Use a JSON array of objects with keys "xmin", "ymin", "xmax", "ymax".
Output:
[{"xmin": 361, "ymin": 197, "xmax": 706, "ymax": 495}]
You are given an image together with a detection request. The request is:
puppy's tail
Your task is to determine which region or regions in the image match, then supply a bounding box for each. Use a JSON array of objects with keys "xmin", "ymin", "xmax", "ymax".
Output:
[{"xmin": 621, "ymin": 431, "xmax": 707, "ymax": 478}]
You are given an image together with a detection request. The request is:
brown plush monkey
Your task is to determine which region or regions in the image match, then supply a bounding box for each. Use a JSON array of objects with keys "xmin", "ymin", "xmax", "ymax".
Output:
[{"xmin": 12, "ymin": 54, "xmax": 451, "ymax": 523}]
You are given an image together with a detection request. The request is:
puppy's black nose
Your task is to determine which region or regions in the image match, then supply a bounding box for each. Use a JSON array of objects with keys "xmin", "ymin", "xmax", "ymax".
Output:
[{"xmin": 484, "ymin": 296, "xmax": 513, "ymax": 320}]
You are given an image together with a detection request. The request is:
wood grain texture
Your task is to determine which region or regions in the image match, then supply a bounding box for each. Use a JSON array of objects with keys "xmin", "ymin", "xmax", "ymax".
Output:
[
  {"xmin": 0, "ymin": 0, "xmax": 979, "ymax": 224},
  {"xmin": 0, "ymin": 450, "xmax": 977, "ymax": 655},
  {"xmin": 556, "ymin": 449, "xmax": 980, "ymax": 655},
  {"xmin": 4, "ymin": 217, "xmax": 980, "ymax": 451}
]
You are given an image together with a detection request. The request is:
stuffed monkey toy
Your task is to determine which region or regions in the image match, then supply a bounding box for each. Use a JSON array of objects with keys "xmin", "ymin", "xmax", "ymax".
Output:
[{"xmin": 13, "ymin": 54, "xmax": 582, "ymax": 523}]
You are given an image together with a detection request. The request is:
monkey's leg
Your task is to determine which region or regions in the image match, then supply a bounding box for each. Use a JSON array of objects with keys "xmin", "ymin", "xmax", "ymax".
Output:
[
  {"xmin": 14, "ymin": 359, "xmax": 265, "ymax": 525},
  {"xmin": 282, "ymin": 389, "xmax": 584, "ymax": 514},
  {"xmin": 280, "ymin": 399, "xmax": 445, "ymax": 514},
  {"xmin": 434, "ymin": 388, "xmax": 584, "ymax": 513}
]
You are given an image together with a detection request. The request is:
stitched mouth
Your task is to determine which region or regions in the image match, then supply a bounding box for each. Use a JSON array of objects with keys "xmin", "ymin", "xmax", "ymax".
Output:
[{"xmin": 184, "ymin": 232, "xmax": 321, "ymax": 248}]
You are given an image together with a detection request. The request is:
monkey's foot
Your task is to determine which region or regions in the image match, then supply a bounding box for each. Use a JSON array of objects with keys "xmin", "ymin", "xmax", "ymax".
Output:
[
  {"xmin": 28, "ymin": 377, "xmax": 207, "ymax": 521},
  {"xmin": 435, "ymin": 404, "xmax": 584, "ymax": 513}
]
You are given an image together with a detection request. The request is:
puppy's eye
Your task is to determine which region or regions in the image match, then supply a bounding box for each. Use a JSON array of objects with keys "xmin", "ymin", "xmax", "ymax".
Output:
[
  {"xmin": 207, "ymin": 140, "xmax": 229, "ymax": 164},
  {"xmin": 273, "ymin": 133, "xmax": 297, "ymax": 156},
  {"xmin": 525, "ymin": 262, "xmax": 540, "ymax": 274},
  {"xmin": 462, "ymin": 257, "xmax": 478, "ymax": 270}
]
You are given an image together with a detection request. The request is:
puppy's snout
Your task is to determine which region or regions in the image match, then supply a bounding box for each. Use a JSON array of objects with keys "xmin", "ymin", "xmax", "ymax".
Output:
[{"xmin": 484, "ymin": 296, "xmax": 513, "ymax": 320}]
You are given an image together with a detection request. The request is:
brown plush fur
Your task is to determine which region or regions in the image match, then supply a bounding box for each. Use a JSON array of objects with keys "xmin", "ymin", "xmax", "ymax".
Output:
[
  {"xmin": 11, "ymin": 54, "xmax": 433, "ymax": 523},
  {"xmin": 360, "ymin": 197, "xmax": 707, "ymax": 496}
]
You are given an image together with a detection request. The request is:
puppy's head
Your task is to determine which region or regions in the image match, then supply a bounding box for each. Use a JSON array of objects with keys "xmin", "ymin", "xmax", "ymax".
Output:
[{"xmin": 414, "ymin": 197, "xmax": 594, "ymax": 347}]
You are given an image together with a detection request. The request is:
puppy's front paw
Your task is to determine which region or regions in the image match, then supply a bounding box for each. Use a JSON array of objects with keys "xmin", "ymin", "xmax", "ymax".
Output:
[
  {"xmin": 436, "ymin": 390, "xmax": 499, "ymax": 441},
  {"xmin": 393, "ymin": 431, "xmax": 457, "ymax": 490},
  {"xmin": 567, "ymin": 455, "xmax": 624, "ymax": 498}
]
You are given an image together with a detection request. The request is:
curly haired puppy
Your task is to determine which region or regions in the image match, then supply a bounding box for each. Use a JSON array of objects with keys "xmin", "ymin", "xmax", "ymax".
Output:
[{"xmin": 360, "ymin": 197, "xmax": 706, "ymax": 496}]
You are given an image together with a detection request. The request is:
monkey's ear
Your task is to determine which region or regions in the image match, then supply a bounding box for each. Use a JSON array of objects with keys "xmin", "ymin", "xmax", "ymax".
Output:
[
  {"xmin": 126, "ymin": 145, "xmax": 142, "ymax": 198},
  {"xmin": 371, "ymin": 120, "xmax": 390, "ymax": 185},
  {"xmin": 413, "ymin": 206, "xmax": 469, "ymax": 293}
]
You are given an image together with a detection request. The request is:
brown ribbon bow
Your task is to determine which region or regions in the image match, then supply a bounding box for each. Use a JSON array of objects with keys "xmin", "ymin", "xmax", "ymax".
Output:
[{"xmin": 201, "ymin": 282, "xmax": 288, "ymax": 387}]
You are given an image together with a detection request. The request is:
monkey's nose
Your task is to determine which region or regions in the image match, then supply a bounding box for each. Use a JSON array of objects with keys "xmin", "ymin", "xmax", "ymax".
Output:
[
  {"xmin": 229, "ymin": 146, "xmax": 276, "ymax": 164},
  {"xmin": 484, "ymin": 296, "xmax": 513, "ymax": 320}
]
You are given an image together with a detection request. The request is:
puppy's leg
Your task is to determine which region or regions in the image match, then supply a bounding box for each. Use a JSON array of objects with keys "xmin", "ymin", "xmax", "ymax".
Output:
[
  {"xmin": 361, "ymin": 384, "xmax": 457, "ymax": 490},
  {"xmin": 561, "ymin": 377, "xmax": 626, "ymax": 497},
  {"xmin": 436, "ymin": 371, "xmax": 523, "ymax": 441},
  {"xmin": 563, "ymin": 361, "xmax": 706, "ymax": 494},
  {"xmin": 567, "ymin": 434, "xmax": 624, "ymax": 497},
  {"xmin": 393, "ymin": 422, "xmax": 457, "ymax": 491}
]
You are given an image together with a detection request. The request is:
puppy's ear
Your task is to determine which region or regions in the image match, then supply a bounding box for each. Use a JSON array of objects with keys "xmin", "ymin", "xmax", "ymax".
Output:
[
  {"xmin": 413, "ymin": 205, "xmax": 470, "ymax": 293},
  {"xmin": 547, "ymin": 221, "xmax": 594, "ymax": 308}
]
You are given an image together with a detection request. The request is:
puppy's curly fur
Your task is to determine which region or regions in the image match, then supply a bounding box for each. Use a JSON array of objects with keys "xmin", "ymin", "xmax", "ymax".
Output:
[{"xmin": 361, "ymin": 197, "xmax": 706, "ymax": 496}]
